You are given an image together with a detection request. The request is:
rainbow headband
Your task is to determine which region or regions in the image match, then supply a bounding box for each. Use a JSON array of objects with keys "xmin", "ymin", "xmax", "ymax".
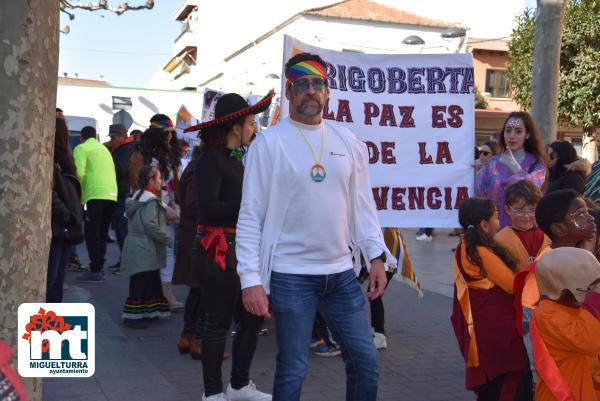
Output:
[
  {"xmin": 150, "ymin": 118, "xmax": 174, "ymax": 129},
  {"xmin": 285, "ymin": 60, "xmax": 326, "ymax": 81}
]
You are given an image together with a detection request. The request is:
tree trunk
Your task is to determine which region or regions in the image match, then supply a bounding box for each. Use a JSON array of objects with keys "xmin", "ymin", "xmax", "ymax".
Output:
[
  {"xmin": 0, "ymin": 2, "xmax": 59, "ymax": 400},
  {"xmin": 531, "ymin": 0, "xmax": 567, "ymax": 145}
]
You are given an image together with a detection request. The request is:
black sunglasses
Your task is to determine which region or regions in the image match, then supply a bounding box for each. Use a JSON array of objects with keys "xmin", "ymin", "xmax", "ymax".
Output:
[
  {"xmin": 291, "ymin": 78, "xmax": 326, "ymax": 93},
  {"xmin": 480, "ymin": 150, "xmax": 491, "ymax": 156}
]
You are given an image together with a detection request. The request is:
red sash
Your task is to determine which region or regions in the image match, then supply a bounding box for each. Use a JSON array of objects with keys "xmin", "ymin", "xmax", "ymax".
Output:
[
  {"xmin": 513, "ymin": 262, "xmax": 536, "ymax": 336},
  {"xmin": 197, "ymin": 225, "xmax": 236, "ymax": 271}
]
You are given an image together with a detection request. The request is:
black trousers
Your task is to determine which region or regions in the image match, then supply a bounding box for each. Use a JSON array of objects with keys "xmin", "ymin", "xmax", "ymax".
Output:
[
  {"xmin": 477, "ymin": 368, "xmax": 533, "ymax": 401},
  {"xmin": 368, "ymin": 270, "xmax": 395, "ymax": 334},
  {"xmin": 183, "ymin": 286, "xmax": 205, "ymax": 338},
  {"xmin": 113, "ymin": 197, "xmax": 128, "ymax": 252},
  {"xmin": 419, "ymin": 228, "xmax": 434, "ymax": 236},
  {"xmin": 193, "ymin": 236, "xmax": 263, "ymax": 396},
  {"xmin": 84, "ymin": 199, "xmax": 116, "ymax": 272}
]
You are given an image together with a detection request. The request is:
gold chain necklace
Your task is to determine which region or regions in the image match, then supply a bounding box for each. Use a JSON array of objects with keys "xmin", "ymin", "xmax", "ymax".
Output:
[{"xmin": 295, "ymin": 123, "xmax": 326, "ymax": 182}]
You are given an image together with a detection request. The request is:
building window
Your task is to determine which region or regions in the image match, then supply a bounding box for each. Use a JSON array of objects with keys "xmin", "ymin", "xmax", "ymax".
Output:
[
  {"xmin": 112, "ymin": 96, "xmax": 132, "ymax": 111},
  {"xmin": 485, "ymin": 69, "xmax": 510, "ymax": 98}
]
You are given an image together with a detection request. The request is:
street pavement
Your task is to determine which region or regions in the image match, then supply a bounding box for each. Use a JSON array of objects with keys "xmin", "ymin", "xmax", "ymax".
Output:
[{"xmin": 43, "ymin": 229, "xmax": 475, "ymax": 401}]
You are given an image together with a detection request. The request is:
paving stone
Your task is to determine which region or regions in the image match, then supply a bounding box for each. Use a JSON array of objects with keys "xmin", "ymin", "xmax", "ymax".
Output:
[
  {"xmin": 44, "ymin": 229, "xmax": 476, "ymax": 401},
  {"xmin": 61, "ymin": 395, "xmax": 109, "ymax": 401}
]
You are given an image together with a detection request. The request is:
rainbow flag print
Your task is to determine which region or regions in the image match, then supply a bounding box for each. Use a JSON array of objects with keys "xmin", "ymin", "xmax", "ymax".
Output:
[{"xmin": 383, "ymin": 227, "xmax": 423, "ymax": 297}]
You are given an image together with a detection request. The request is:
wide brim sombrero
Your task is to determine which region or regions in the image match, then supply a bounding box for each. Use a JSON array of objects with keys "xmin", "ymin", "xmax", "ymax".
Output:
[{"xmin": 183, "ymin": 90, "xmax": 275, "ymax": 133}]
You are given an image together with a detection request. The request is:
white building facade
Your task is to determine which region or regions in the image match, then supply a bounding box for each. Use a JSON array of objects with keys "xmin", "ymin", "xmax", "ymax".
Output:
[
  {"xmin": 57, "ymin": 80, "xmax": 203, "ymax": 143},
  {"xmin": 152, "ymin": 0, "xmax": 467, "ymax": 96}
]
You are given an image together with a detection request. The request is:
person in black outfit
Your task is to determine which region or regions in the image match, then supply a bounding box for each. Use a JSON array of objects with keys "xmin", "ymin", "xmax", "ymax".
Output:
[
  {"xmin": 48, "ymin": 118, "xmax": 83, "ymax": 302},
  {"xmin": 546, "ymin": 140, "xmax": 591, "ymax": 194},
  {"xmin": 108, "ymin": 124, "xmax": 136, "ymax": 273},
  {"xmin": 174, "ymin": 146, "xmax": 209, "ymax": 359},
  {"xmin": 185, "ymin": 91, "xmax": 274, "ymax": 401}
]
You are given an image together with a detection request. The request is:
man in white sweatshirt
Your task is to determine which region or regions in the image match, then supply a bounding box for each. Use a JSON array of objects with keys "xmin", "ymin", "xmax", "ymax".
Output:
[{"xmin": 236, "ymin": 52, "xmax": 394, "ymax": 401}]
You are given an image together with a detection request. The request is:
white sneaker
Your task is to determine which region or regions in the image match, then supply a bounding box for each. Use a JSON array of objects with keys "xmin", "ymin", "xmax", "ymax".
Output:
[
  {"xmin": 416, "ymin": 233, "xmax": 432, "ymax": 242},
  {"xmin": 373, "ymin": 332, "xmax": 387, "ymax": 349},
  {"xmin": 226, "ymin": 380, "xmax": 272, "ymax": 401},
  {"xmin": 202, "ymin": 393, "xmax": 229, "ymax": 401}
]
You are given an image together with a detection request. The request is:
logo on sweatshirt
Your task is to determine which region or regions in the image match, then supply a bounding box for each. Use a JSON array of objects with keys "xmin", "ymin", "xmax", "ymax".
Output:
[{"xmin": 18, "ymin": 303, "xmax": 95, "ymax": 377}]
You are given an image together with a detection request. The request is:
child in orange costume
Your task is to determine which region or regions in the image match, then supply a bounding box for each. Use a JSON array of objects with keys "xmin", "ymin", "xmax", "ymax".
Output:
[
  {"xmin": 513, "ymin": 190, "xmax": 596, "ymax": 337},
  {"xmin": 495, "ymin": 180, "xmax": 551, "ymax": 271},
  {"xmin": 531, "ymin": 247, "xmax": 600, "ymax": 401},
  {"xmin": 495, "ymin": 180, "xmax": 551, "ymax": 375},
  {"xmin": 451, "ymin": 197, "xmax": 533, "ymax": 400}
]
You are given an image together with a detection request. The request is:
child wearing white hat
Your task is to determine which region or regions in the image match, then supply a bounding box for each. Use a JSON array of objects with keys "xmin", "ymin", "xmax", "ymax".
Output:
[{"xmin": 532, "ymin": 247, "xmax": 600, "ymax": 401}]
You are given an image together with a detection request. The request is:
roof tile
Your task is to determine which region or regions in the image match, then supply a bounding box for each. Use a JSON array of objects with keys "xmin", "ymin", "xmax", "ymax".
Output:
[
  {"xmin": 58, "ymin": 77, "xmax": 110, "ymax": 86},
  {"xmin": 467, "ymin": 37, "xmax": 509, "ymax": 52},
  {"xmin": 304, "ymin": 0, "xmax": 462, "ymax": 29}
]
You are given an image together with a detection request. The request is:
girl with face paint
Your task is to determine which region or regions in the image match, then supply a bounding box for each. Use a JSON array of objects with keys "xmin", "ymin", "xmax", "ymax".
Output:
[
  {"xmin": 476, "ymin": 111, "xmax": 548, "ymax": 229},
  {"xmin": 513, "ymin": 190, "xmax": 597, "ymax": 357},
  {"xmin": 581, "ymin": 208, "xmax": 600, "ymax": 261}
]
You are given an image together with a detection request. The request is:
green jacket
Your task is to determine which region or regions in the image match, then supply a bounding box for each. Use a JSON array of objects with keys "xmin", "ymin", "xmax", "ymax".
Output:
[
  {"xmin": 73, "ymin": 138, "xmax": 118, "ymax": 204},
  {"xmin": 120, "ymin": 190, "xmax": 173, "ymax": 278}
]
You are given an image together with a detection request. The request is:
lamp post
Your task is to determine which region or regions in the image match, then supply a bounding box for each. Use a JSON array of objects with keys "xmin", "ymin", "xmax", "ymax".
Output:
[
  {"xmin": 402, "ymin": 35, "xmax": 425, "ymax": 45},
  {"xmin": 403, "ymin": 27, "xmax": 467, "ymax": 54},
  {"xmin": 441, "ymin": 27, "xmax": 467, "ymax": 53},
  {"xmin": 265, "ymin": 73, "xmax": 281, "ymax": 96},
  {"xmin": 402, "ymin": 35, "xmax": 425, "ymax": 54},
  {"xmin": 440, "ymin": 28, "xmax": 467, "ymax": 39}
]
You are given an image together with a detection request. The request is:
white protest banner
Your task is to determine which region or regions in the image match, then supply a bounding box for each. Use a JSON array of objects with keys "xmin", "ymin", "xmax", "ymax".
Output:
[{"xmin": 281, "ymin": 35, "xmax": 474, "ymax": 228}]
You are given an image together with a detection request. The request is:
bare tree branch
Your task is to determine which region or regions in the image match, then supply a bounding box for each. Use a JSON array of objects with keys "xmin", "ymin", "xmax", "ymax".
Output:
[
  {"xmin": 59, "ymin": 0, "xmax": 154, "ymax": 16},
  {"xmin": 60, "ymin": 7, "xmax": 76, "ymax": 20}
]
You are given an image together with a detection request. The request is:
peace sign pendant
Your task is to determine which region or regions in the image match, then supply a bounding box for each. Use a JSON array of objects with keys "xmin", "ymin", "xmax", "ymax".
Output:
[{"xmin": 310, "ymin": 163, "xmax": 326, "ymax": 182}]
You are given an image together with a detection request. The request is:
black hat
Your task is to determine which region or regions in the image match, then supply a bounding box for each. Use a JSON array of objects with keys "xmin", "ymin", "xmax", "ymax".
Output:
[
  {"xmin": 183, "ymin": 90, "xmax": 275, "ymax": 133},
  {"xmin": 108, "ymin": 124, "xmax": 127, "ymax": 137}
]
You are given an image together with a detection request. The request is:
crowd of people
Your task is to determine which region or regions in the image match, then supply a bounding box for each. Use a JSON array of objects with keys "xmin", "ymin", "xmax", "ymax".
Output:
[
  {"xmin": 451, "ymin": 108, "xmax": 600, "ymax": 401},
  {"xmin": 46, "ymin": 52, "xmax": 600, "ymax": 401}
]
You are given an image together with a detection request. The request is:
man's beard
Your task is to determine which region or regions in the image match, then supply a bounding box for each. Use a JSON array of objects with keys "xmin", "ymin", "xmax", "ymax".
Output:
[{"xmin": 295, "ymin": 97, "xmax": 323, "ymax": 117}]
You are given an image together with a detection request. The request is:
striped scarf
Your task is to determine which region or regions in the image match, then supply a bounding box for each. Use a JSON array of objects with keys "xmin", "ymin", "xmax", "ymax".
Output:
[{"xmin": 383, "ymin": 228, "xmax": 423, "ymax": 296}]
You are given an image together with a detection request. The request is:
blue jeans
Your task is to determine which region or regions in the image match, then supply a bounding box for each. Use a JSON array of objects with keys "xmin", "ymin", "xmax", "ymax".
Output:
[
  {"xmin": 270, "ymin": 269, "xmax": 379, "ymax": 401},
  {"xmin": 47, "ymin": 238, "xmax": 70, "ymax": 302}
]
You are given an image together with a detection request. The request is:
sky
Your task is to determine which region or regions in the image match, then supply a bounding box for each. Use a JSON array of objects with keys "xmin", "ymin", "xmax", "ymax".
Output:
[
  {"xmin": 58, "ymin": 1, "xmax": 178, "ymax": 88},
  {"xmin": 58, "ymin": 0, "xmax": 537, "ymax": 89}
]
